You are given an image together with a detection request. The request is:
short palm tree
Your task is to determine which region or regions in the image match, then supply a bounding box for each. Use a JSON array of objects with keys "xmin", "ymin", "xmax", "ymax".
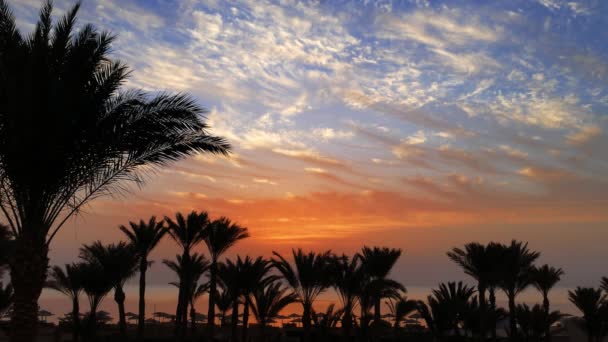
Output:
[
  {"xmin": 166, "ymin": 211, "xmax": 209, "ymax": 334},
  {"xmin": 217, "ymin": 258, "xmax": 243, "ymax": 342},
  {"xmin": 448, "ymin": 242, "xmax": 494, "ymax": 339},
  {"xmin": 331, "ymin": 254, "xmax": 366, "ymax": 337},
  {"xmin": 120, "ymin": 216, "xmax": 167, "ymax": 339},
  {"xmin": 0, "ymin": 281, "xmax": 13, "ymax": 317},
  {"xmin": 249, "ymin": 280, "xmax": 297, "ymax": 342},
  {"xmin": 600, "ymin": 277, "xmax": 608, "ymax": 293},
  {"xmin": 530, "ymin": 264, "xmax": 564, "ymax": 341},
  {"xmin": 80, "ymin": 242, "xmax": 139, "ymax": 341},
  {"xmin": 46, "ymin": 264, "xmax": 86, "ymax": 342},
  {"xmin": 0, "ymin": 1, "xmax": 230, "ymax": 340},
  {"xmin": 387, "ymin": 295, "xmax": 418, "ymax": 329},
  {"xmin": 358, "ymin": 246, "xmax": 403, "ymax": 323},
  {"xmin": 272, "ymin": 249, "xmax": 333, "ymax": 341},
  {"xmin": 498, "ymin": 241, "xmax": 540, "ymax": 340},
  {"xmin": 79, "ymin": 260, "xmax": 113, "ymax": 340},
  {"xmin": 215, "ymin": 286, "xmax": 233, "ymax": 327},
  {"xmin": 516, "ymin": 303, "xmax": 564, "ymax": 342},
  {"xmin": 163, "ymin": 252, "xmax": 209, "ymax": 338},
  {"xmin": 204, "ymin": 217, "xmax": 249, "ymax": 337},
  {"xmin": 237, "ymin": 256, "xmax": 276, "ymax": 342},
  {"xmin": 417, "ymin": 282, "xmax": 477, "ymax": 338},
  {"xmin": 568, "ymin": 287, "xmax": 608, "ymax": 342},
  {"xmin": 189, "ymin": 281, "xmax": 209, "ymax": 335}
]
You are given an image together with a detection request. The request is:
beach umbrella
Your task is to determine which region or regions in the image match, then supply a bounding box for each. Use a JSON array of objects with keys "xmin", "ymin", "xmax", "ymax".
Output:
[
  {"xmin": 97, "ymin": 311, "xmax": 112, "ymax": 324},
  {"xmin": 409, "ymin": 313, "xmax": 422, "ymax": 320},
  {"xmin": 38, "ymin": 309, "xmax": 53, "ymax": 322},
  {"xmin": 194, "ymin": 313, "xmax": 207, "ymax": 322},
  {"xmin": 382, "ymin": 313, "xmax": 393, "ymax": 318},
  {"xmin": 276, "ymin": 314, "xmax": 289, "ymax": 319},
  {"xmin": 287, "ymin": 313, "xmax": 300, "ymax": 318}
]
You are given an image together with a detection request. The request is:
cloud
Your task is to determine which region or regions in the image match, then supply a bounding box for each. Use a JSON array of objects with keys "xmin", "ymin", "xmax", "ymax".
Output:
[{"xmin": 566, "ymin": 126, "xmax": 602, "ymax": 145}]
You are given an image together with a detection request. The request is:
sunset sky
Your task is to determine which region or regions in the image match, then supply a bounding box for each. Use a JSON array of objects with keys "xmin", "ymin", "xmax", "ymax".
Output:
[{"xmin": 11, "ymin": 0, "xmax": 608, "ymax": 298}]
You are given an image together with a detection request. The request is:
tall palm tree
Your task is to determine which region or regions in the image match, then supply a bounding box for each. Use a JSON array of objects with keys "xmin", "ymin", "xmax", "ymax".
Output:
[
  {"xmin": 46, "ymin": 264, "xmax": 86, "ymax": 342},
  {"xmin": 249, "ymin": 280, "xmax": 298, "ymax": 342},
  {"xmin": 448, "ymin": 242, "xmax": 494, "ymax": 340},
  {"xmin": 498, "ymin": 240, "xmax": 540, "ymax": 341},
  {"xmin": 79, "ymin": 260, "xmax": 113, "ymax": 340},
  {"xmin": 120, "ymin": 216, "xmax": 167, "ymax": 340},
  {"xmin": 530, "ymin": 264, "xmax": 564, "ymax": 341},
  {"xmin": 204, "ymin": 217, "xmax": 249, "ymax": 338},
  {"xmin": 166, "ymin": 211, "xmax": 209, "ymax": 335},
  {"xmin": 272, "ymin": 249, "xmax": 333, "ymax": 341},
  {"xmin": 163, "ymin": 252, "xmax": 209, "ymax": 338},
  {"xmin": 80, "ymin": 242, "xmax": 139, "ymax": 341},
  {"xmin": 568, "ymin": 287, "xmax": 607, "ymax": 342},
  {"xmin": 358, "ymin": 246, "xmax": 403, "ymax": 323},
  {"xmin": 0, "ymin": 1, "xmax": 230, "ymax": 340},
  {"xmin": 238, "ymin": 256, "xmax": 276, "ymax": 342}
]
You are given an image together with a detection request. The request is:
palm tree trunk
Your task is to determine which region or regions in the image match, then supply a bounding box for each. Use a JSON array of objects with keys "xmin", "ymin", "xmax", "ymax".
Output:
[
  {"xmin": 508, "ymin": 290, "xmax": 517, "ymax": 342},
  {"xmin": 242, "ymin": 300, "xmax": 250, "ymax": 342},
  {"xmin": 8, "ymin": 238, "xmax": 49, "ymax": 342},
  {"xmin": 303, "ymin": 303, "xmax": 312, "ymax": 342},
  {"xmin": 341, "ymin": 303, "xmax": 352, "ymax": 342},
  {"xmin": 259, "ymin": 323, "xmax": 266, "ymax": 342},
  {"xmin": 543, "ymin": 292, "xmax": 551, "ymax": 342},
  {"xmin": 489, "ymin": 287, "xmax": 497, "ymax": 341},
  {"xmin": 175, "ymin": 282, "xmax": 183, "ymax": 337},
  {"xmin": 115, "ymin": 286, "xmax": 128, "ymax": 341},
  {"xmin": 72, "ymin": 296, "xmax": 80, "ymax": 342},
  {"xmin": 190, "ymin": 303, "xmax": 196, "ymax": 336},
  {"xmin": 374, "ymin": 296, "xmax": 381, "ymax": 323},
  {"xmin": 137, "ymin": 261, "xmax": 147, "ymax": 340},
  {"xmin": 231, "ymin": 299, "xmax": 239, "ymax": 342},
  {"xmin": 207, "ymin": 261, "xmax": 218, "ymax": 338},
  {"xmin": 478, "ymin": 283, "xmax": 487, "ymax": 341}
]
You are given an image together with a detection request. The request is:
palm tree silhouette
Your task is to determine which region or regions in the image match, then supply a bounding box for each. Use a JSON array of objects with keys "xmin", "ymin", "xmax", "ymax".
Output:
[
  {"xmin": 0, "ymin": 1, "xmax": 229, "ymax": 339},
  {"xmin": 79, "ymin": 261, "xmax": 113, "ymax": 340},
  {"xmin": 417, "ymin": 281, "xmax": 477, "ymax": 339},
  {"xmin": 217, "ymin": 258, "xmax": 243, "ymax": 342},
  {"xmin": 237, "ymin": 256, "xmax": 276, "ymax": 342},
  {"xmin": 272, "ymin": 249, "xmax": 333, "ymax": 341},
  {"xmin": 497, "ymin": 240, "xmax": 540, "ymax": 341},
  {"xmin": 46, "ymin": 264, "xmax": 86, "ymax": 342},
  {"xmin": 166, "ymin": 211, "xmax": 209, "ymax": 336},
  {"xmin": 120, "ymin": 216, "xmax": 167, "ymax": 340},
  {"xmin": 600, "ymin": 277, "xmax": 608, "ymax": 293},
  {"xmin": 215, "ymin": 286, "xmax": 233, "ymax": 328},
  {"xmin": 204, "ymin": 217, "xmax": 249, "ymax": 338},
  {"xmin": 331, "ymin": 254, "xmax": 365, "ymax": 338},
  {"xmin": 163, "ymin": 252, "xmax": 209, "ymax": 339},
  {"xmin": 0, "ymin": 281, "xmax": 13, "ymax": 318},
  {"xmin": 80, "ymin": 242, "xmax": 139, "ymax": 341},
  {"xmin": 189, "ymin": 281, "xmax": 209, "ymax": 335},
  {"xmin": 386, "ymin": 295, "xmax": 418, "ymax": 330},
  {"xmin": 249, "ymin": 280, "xmax": 297, "ymax": 342},
  {"xmin": 448, "ymin": 242, "xmax": 495, "ymax": 340},
  {"xmin": 568, "ymin": 287, "xmax": 608, "ymax": 342},
  {"xmin": 358, "ymin": 246, "xmax": 403, "ymax": 324},
  {"xmin": 515, "ymin": 303, "xmax": 564, "ymax": 342},
  {"xmin": 530, "ymin": 264, "xmax": 564, "ymax": 341}
]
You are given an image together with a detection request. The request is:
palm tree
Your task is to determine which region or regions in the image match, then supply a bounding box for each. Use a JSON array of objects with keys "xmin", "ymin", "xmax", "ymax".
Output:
[
  {"xmin": 204, "ymin": 217, "xmax": 249, "ymax": 338},
  {"xmin": 516, "ymin": 304, "xmax": 564, "ymax": 342},
  {"xmin": 46, "ymin": 264, "xmax": 86, "ymax": 342},
  {"xmin": 568, "ymin": 287, "xmax": 608, "ymax": 342},
  {"xmin": 215, "ymin": 286, "xmax": 233, "ymax": 328},
  {"xmin": 217, "ymin": 258, "xmax": 243, "ymax": 342},
  {"xmin": 448, "ymin": 242, "xmax": 495, "ymax": 339},
  {"xmin": 417, "ymin": 282, "xmax": 477, "ymax": 339},
  {"xmin": 249, "ymin": 280, "xmax": 297, "ymax": 342},
  {"xmin": 530, "ymin": 264, "xmax": 564, "ymax": 341},
  {"xmin": 600, "ymin": 277, "xmax": 608, "ymax": 293},
  {"xmin": 120, "ymin": 216, "xmax": 167, "ymax": 340},
  {"xmin": 0, "ymin": 1, "xmax": 230, "ymax": 339},
  {"xmin": 358, "ymin": 246, "xmax": 403, "ymax": 323},
  {"xmin": 497, "ymin": 240, "xmax": 540, "ymax": 341},
  {"xmin": 238, "ymin": 256, "xmax": 276, "ymax": 342},
  {"xmin": 166, "ymin": 211, "xmax": 209, "ymax": 335},
  {"xmin": 312, "ymin": 303, "xmax": 343, "ymax": 341},
  {"xmin": 163, "ymin": 252, "xmax": 209, "ymax": 338},
  {"xmin": 387, "ymin": 296, "xmax": 418, "ymax": 329},
  {"xmin": 80, "ymin": 242, "xmax": 139, "ymax": 341},
  {"xmin": 79, "ymin": 260, "xmax": 113, "ymax": 340},
  {"xmin": 331, "ymin": 254, "xmax": 366, "ymax": 338},
  {"xmin": 272, "ymin": 249, "xmax": 333, "ymax": 341}
]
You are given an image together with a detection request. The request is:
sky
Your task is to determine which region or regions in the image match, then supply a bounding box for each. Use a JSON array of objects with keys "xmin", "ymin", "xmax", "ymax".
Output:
[{"xmin": 9, "ymin": 0, "xmax": 608, "ymax": 309}]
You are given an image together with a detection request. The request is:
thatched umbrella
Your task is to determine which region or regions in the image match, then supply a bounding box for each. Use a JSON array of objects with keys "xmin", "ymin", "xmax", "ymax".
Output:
[{"xmin": 38, "ymin": 309, "xmax": 53, "ymax": 322}]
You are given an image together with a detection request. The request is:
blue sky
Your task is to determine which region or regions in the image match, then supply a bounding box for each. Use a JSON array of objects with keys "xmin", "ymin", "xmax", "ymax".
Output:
[{"xmin": 10, "ymin": 0, "xmax": 608, "ymax": 287}]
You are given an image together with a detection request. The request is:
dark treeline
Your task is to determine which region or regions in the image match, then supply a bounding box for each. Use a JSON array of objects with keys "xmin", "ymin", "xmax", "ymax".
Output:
[{"xmin": 4, "ymin": 216, "xmax": 608, "ymax": 342}]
